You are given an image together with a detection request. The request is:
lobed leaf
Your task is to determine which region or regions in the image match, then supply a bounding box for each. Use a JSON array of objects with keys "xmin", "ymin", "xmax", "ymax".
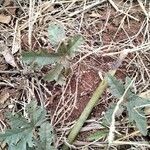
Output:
[
  {"xmin": 0, "ymin": 127, "xmax": 33, "ymax": 150},
  {"xmin": 126, "ymin": 94, "xmax": 150, "ymax": 136},
  {"xmin": 107, "ymin": 75, "xmax": 150, "ymax": 136},
  {"xmin": 0, "ymin": 101, "xmax": 55, "ymax": 149}
]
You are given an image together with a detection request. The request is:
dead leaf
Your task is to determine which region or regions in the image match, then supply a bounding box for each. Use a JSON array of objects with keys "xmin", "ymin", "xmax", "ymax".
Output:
[
  {"xmin": 3, "ymin": 0, "xmax": 16, "ymax": 15},
  {"xmin": 2, "ymin": 49, "xmax": 17, "ymax": 67},
  {"xmin": 0, "ymin": 0, "xmax": 16, "ymax": 24},
  {"xmin": 0, "ymin": 40, "xmax": 17, "ymax": 67},
  {"xmin": 90, "ymin": 12, "xmax": 102, "ymax": 18},
  {"xmin": 0, "ymin": 14, "xmax": 11, "ymax": 24},
  {"xmin": 0, "ymin": 91, "xmax": 9, "ymax": 104},
  {"xmin": 3, "ymin": 0, "xmax": 11, "ymax": 6}
]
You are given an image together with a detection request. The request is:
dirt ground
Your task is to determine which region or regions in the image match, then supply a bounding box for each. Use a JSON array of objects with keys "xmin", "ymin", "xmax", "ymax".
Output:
[{"xmin": 0, "ymin": 0, "xmax": 150, "ymax": 149}]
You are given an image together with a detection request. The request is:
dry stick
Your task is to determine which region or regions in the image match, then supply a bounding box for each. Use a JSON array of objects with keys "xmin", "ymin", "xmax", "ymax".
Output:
[
  {"xmin": 137, "ymin": 0, "xmax": 149, "ymax": 17},
  {"xmin": 68, "ymin": 0, "xmax": 106, "ymax": 17},
  {"xmin": 108, "ymin": 0, "xmax": 139, "ymax": 21},
  {"xmin": 112, "ymin": 141, "xmax": 150, "ymax": 148},
  {"xmin": 62, "ymin": 52, "xmax": 128, "ymax": 150}
]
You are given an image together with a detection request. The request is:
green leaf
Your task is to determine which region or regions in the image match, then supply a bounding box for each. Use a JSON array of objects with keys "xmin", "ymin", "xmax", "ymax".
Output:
[
  {"xmin": 126, "ymin": 94, "xmax": 150, "ymax": 136},
  {"xmin": 6, "ymin": 113, "xmax": 30, "ymax": 129},
  {"xmin": 107, "ymin": 74, "xmax": 125, "ymax": 98},
  {"xmin": 0, "ymin": 127, "xmax": 33, "ymax": 150},
  {"xmin": 26, "ymin": 146, "xmax": 36, "ymax": 150},
  {"xmin": 107, "ymin": 75, "xmax": 150, "ymax": 136},
  {"xmin": 57, "ymin": 42, "xmax": 68, "ymax": 55},
  {"xmin": 26, "ymin": 101, "xmax": 47, "ymax": 127},
  {"xmin": 66, "ymin": 35, "xmax": 84, "ymax": 56},
  {"xmin": 43, "ymin": 64, "xmax": 64, "ymax": 82},
  {"xmin": 87, "ymin": 130, "xmax": 108, "ymax": 141},
  {"xmin": 37, "ymin": 122, "xmax": 55, "ymax": 150},
  {"xmin": 103, "ymin": 104, "xmax": 115, "ymax": 125},
  {"xmin": 0, "ymin": 101, "xmax": 55, "ymax": 150},
  {"xmin": 22, "ymin": 51, "xmax": 61, "ymax": 67},
  {"xmin": 125, "ymin": 77, "xmax": 133, "ymax": 89},
  {"xmin": 10, "ymin": 140, "xmax": 28, "ymax": 150},
  {"xmin": 102, "ymin": 104, "xmax": 124, "ymax": 125},
  {"xmin": 48, "ymin": 22, "xmax": 65, "ymax": 46},
  {"xmin": 56, "ymin": 73, "xmax": 66, "ymax": 86},
  {"xmin": 57, "ymin": 35, "xmax": 84, "ymax": 57}
]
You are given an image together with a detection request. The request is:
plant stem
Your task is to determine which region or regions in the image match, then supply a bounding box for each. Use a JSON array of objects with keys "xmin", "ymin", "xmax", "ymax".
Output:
[{"xmin": 62, "ymin": 70, "xmax": 116, "ymax": 150}]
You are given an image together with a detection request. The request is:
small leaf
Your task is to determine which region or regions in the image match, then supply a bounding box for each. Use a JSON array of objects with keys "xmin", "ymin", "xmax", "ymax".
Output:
[
  {"xmin": 107, "ymin": 74, "xmax": 125, "ymax": 98},
  {"xmin": 22, "ymin": 51, "xmax": 61, "ymax": 67},
  {"xmin": 66, "ymin": 35, "xmax": 84, "ymax": 56},
  {"xmin": 87, "ymin": 130, "xmax": 108, "ymax": 141},
  {"xmin": 48, "ymin": 22, "xmax": 65, "ymax": 46},
  {"xmin": 43, "ymin": 64, "xmax": 64, "ymax": 82}
]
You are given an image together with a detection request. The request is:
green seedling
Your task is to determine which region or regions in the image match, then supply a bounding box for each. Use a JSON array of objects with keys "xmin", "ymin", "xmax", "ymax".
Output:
[{"xmin": 22, "ymin": 22, "xmax": 84, "ymax": 85}]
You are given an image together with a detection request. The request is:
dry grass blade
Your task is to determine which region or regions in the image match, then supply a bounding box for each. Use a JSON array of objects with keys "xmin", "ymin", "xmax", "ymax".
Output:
[
  {"xmin": 137, "ymin": 0, "xmax": 149, "ymax": 17},
  {"xmin": 68, "ymin": 0, "xmax": 106, "ymax": 17}
]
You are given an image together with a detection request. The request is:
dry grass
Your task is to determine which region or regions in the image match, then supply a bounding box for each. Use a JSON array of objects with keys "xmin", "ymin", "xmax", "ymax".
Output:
[{"xmin": 0, "ymin": 0, "xmax": 150, "ymax": 149}]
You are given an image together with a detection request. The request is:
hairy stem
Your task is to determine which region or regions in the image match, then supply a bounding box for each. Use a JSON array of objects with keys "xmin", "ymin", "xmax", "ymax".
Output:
[{"xmin": 62, "ymin": 70, "xmax": 116, "ymax": 150}]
